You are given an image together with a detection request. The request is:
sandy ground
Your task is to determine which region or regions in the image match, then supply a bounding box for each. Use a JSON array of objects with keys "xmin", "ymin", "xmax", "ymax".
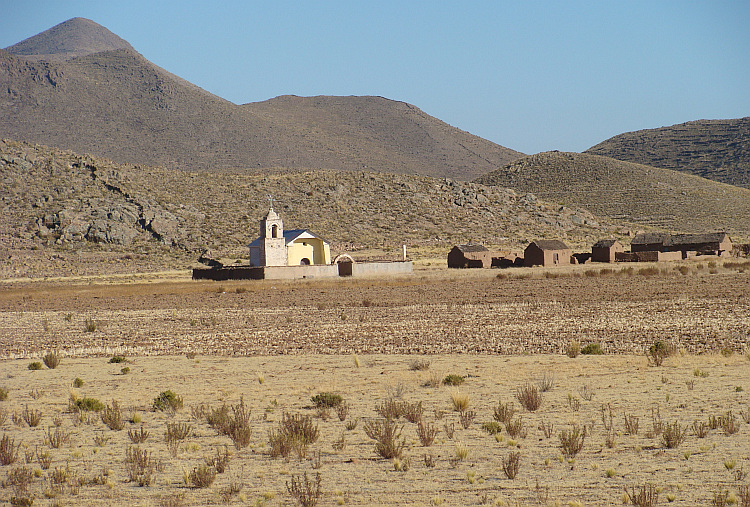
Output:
[{"xmin": 0, "ymin": 262, "xmax": 749, "ymax": 506}]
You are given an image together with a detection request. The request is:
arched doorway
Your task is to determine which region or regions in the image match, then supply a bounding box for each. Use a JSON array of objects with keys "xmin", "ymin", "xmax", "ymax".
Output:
[{"xmin": 300, "ymin": 258, "xmax": 311, "ymax": 265}]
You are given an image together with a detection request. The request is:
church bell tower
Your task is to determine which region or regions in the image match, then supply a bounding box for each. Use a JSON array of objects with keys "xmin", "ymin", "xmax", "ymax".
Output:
[{"xmin": 259, "ymin": 199, "xmax": 287, "ymax": 266}]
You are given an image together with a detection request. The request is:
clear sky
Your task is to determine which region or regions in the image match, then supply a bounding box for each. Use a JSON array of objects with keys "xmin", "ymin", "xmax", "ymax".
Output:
[{"xmin": 2, "ymin": 0, "xmax": 749, "ymax": 154}]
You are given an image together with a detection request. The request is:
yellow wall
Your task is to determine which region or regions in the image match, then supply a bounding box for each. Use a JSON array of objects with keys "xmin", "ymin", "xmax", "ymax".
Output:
[{"xmin": 287, "ymin": 238, "xmax": 331, "ymax": 265}]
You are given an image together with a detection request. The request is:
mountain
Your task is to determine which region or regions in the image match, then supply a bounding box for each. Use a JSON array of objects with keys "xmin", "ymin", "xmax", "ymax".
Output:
[
  {"xmin": 586, "ymin": 118, "xmax": 750, "ymax": 189},
  {"xmin": 475, "ymin": 151, "xmax": 750, "ymax": 237},
  {"xmin": 1, "ymin": 139, "xmax": 613, "ymax": 279},
  {"xmin": 1, "ymin": 18, "xmax": 522, "ymax": 180}
]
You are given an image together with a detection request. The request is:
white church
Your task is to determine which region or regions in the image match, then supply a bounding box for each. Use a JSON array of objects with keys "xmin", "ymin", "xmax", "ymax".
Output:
[{"xmin": 248, "ymin": 206, "xmax": 331, "ymax": 267}]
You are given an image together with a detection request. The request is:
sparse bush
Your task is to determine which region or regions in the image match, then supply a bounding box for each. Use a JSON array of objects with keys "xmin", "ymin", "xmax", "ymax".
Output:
[
  {"xmin": 27, "ymin": 362, "xmax": 43, "ymax": 371},
  {"xmin": 72, "ymin": 377, "xmax": 84, "ymax": 388},
  {"xmin": 417, "ymin": 420, "xmax": 439, "ymax": 446},
  {"xmin": 505, "ymin": 416, "xmax": 527, "ymax": 439},
  {"xmin": 269, "ymin": 412, "xmax": 319, "ymax": 458},
  {"xmin": 128, "ymin": 425, "xmax": 150, "ymax": 443},
  {"xmin": 363, "ymin": 418, "xmax": 405, "ymax": 459},
  {"xmin": 443, "ymin": 374, "xmax": 465, "ymax": 386},
  {"xmin": 205, "ymin": 446, "xmax": 231, "ymax": 474},
  {"xmin": 481, "ymin": 421, "xmax": 502, "ymax": 435},
  {"xmin": 409, "ymin": 359, "xmax": 431, "ymax": 371},
  {"xmin": 125, "ymin": 445, "xmax": 157, "ymax": 486},
  {"xmin": 0, "ymin": 434, "xmax": 20, "ymax": 465},
  {"xmin": 287, "ymin": 471, "xmax": 322, "ymax": 507},
  {"xmin": 188, "ymin": 464, "xmax": 216, "ymax": 488},
  {"xmin": 108, "ymin": 355, "xmax": 126, "ymax": 364},
  {"xmin": 624, "ymin": 483, "xmax": 659, "ymax": 506},
  {"xmin": 403, "ymin": 401, "xmax": 424, "ymax": 423},
  {"xmin": 648, "ymin": 340, "xmax": 674, "ymax": 366},
  {"xmin": 376, "ymin": 398, "xmax": 408, "ymax": 420},
  {"xmin": 225, "ymin": 397, "xmax": 252, "ymax": 449},
  {"xmin": 101, "ymin": 400, "xmax": 125, "ymax": 430},
  {"xmin": 0, "ymin": 387, "xmax": 7, "ymax": 401},
  {"xmin": 84, "ymin": 317, "xmax": 97, "ymax": 332},
  {"xmin": 515, "ymin": 383, "xmax": 542, "ymax": 411},
  {"xmin": 565, "ymin": 340, "xmax": 580, "ymax": 358},
  {"xmin": 311, "ymin": 392, "xmax": 343, "ymax": 409},
  {"xmin": 624, "ymin": 414, "xmax": 640, "ymax": 435},
  {"xmin": 661, "ymin": 420, "xmax": 687, "ymax": 448},
  {"xmin": 537, "ymin": 373, "xmax": 555, "ymax": 392},
  {"xmin": 458, "ymin": 409, "xmax": 476, "ymax": 429},
  {"xmin": 336, "ymin": 402, "xmax": 349, "ymax": 422},
  {"xmin": 44, "ymin": 426, "xmax": 70, "ymax": 448},
  {"xmin": 21, "ymin": 406, "xmax": 42, "ymax": 427},
  {"xmin": 69, "ymin": 395, "xmax": 105, "ymax": 412},
  {"xmin": 502, "ymin": 451, "xmax": 521, "ymax": 479},
  {"xmin": 43, "ymin": 351, "xmax": 61, "ymax": 369},
  {"xmin": 153, "ymin": 390, "xmax": 183, "ymax": 413},
  {"xmin": 5, "ymin": 466, "xmax": 33, "ymax": 495},
  {"xmin": 493, "ymin": 400, "xmax": 517, "ymax": 424},
  {"xmin": 560, "ymin": 424, "xmax": 587, "ymax": 457},
  {"xmin": 121, "ymin": 367, "xmax": 130, "ymax": 375},
  {"xmin": 538, "ymin": 419, "xmax": 554, "ymax": 439},
  {"xmin": 581, "ymin": 343, "xmax": 604, "ymax": 355}
]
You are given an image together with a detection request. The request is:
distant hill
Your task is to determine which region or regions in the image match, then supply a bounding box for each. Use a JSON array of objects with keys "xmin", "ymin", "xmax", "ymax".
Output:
[
  {"xmin": 475, "ymin": 151, "xmax": 750, "ymax": 237},
  {"xmin": 1, "ymin": 139, "xmax": 613, "ymax": 279},
  {"xmin": 586, "ymin": 118, "xmax": 750, "ymax": 189},
  {"xmin": 1, "ymin": 18, "xmax": 522, "ymax": 180}
]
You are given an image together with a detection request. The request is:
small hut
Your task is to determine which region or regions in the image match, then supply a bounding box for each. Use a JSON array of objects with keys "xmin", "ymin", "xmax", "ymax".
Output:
[
  {"xmin": 591, "ymin": 239, "xmax": 624, "ymax": 263},
  {"xmin": 524, "ymin": 240, "xmax": 572, "ymax": 267},
  {"xmin": 448, "ymin": 244, "xmax": 491, "ymax": 268}
]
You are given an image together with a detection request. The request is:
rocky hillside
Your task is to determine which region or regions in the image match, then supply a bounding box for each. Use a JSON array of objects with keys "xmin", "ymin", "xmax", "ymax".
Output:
[
  {"xmin": 1, "ymin": 18, "xmax": 522, "ymax": 180},
  {"xmin": 1, "ymin": 139, "xmax": 614, "ymax": 279},
  {"xmin": 475, "ymin": 151, "xmax": 750, "ymax": 237},
  {"xmin": 586, "ymin": 118, "xmax": 750, "ymax": 189}
]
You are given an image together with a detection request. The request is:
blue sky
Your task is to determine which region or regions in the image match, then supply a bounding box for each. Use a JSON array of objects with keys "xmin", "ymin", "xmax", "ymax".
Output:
[{"xmin": 2, "ymin": 1, "xmax": 748, "ymax": 154}]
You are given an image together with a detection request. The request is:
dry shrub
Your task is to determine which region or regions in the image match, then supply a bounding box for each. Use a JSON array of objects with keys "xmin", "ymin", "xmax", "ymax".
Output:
[
  {"xmin": 566, "ymin": 340, "xmax": 580, "ymax": 358},
  {"xmin": 21, "ymin": 406, "xmax": 42, "ymax": 427},
  {"xmin": 269, "ymin": 412, "xmax": 319, "ymax": 458},
  {"xmin": 624, "ymin": 483, "xmax": 659, "ymax": 506},
  {"xmin": 336, "ymin": 402, "xmax": 349, "ymax": 422},
  {"xmin": 417, "ymin": 420, "xmax": 439, "ymax": 446},
  {"xmin": 153, "ymin": 390, "xmax": 183, "ymax": 413},
  {"xmin": 42, "ymin": 350, "xmax": 61, "ymax": 369},
  {"xmin": 226, "ymin": 398, "xmax": 252, "ymax": 449},
  {"xmin": 125, "ymin": 445, "xmax": 157, "ymax": 486},
  {"xmin": 624, "ymin": 414, "xmax": 640, "ymax": 435},
  {"xmin": 459, "ymin": 410, "xmax": 476, "ymax": 429},
  {"xmin": 363, "ymin": 418, "xmax": 405, "ymax": 459},
  {"xmin": 189, "ymin": 464, "xmax": 216, "ymax": 488},
  {"xmin": 538, "ymin": 419, "xmax": 554, "ymax": 439},
  {"xmin": 661, "ymin": 420, "xmax": 687, "ymax": 448},
  {"xmin": 205, "ymin": 446, "xmax": 231, "ymax": 474},
  {"xmin": 560, "ymin": 424, "xmax": 587, "ymax": 457},
  {"xmin": 128, "ymin": 425, "xmax": 150, "ymax": 443},
  {"xmin": 0, "ymin": 434, "xmax": 20, "ymax": 465},
  {"xmin": 5, "ymin": 466, "xmax": 34, "ymax": 495},
  {"xmin": 515, "ymin": 383, "xmax": 542, "ymax": 411},
  {"xmin": 101, "ymin": 400, "xmax": 125, "ymax": 430},
  {"xmin": 403, "ymin": 401, "xmax": 424, "ymax": 423},
  {"xmin": 375, "ymin": 398, "xmax": 407, "ymax": 420},
  {"xmin": 536, "ymin": 373, "xmax": 555, "ymax": 392},
  {"xmin": 648, "ymin": 340, "xmax": 676, "ymax": 366},
  {"xmin": 287, "ymin": 471, "xmax": 322, "ymax": 507},
  {"xmin": 505, "ymin": 416, "xmax": 527, "ymax": 439},
  {"xmin": 165, "ymin": 422, "xmax": 192, "ymax": 456},
  {"xmin": 409, "ymin": 359, "xmax": 431, "ymax": 371},
  {"xmin": 493, "ymin": 400, "xmax": 517, "ymax": 424},
  {"xmin": 45, "ymin": 427, "xmax": 70, "ymax": 449},
  {"xmin": 311, "ymin": 392, "xmax": 343, "ymax": 409},
  {"xmin": 502, "ymin": 451, "xmax": 521, "ymax": 479},
  {"xmin": 0, "ymin": 387, "xmax": 8, "ymax": 401}
]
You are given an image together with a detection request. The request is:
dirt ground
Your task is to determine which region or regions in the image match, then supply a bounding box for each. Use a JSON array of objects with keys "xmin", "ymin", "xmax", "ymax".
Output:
[{"xmin": 0, "ymin": 262, "xmax": 749, "ymax": 506}]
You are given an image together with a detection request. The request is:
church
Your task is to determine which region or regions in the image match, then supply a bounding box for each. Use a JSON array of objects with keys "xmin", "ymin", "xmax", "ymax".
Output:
[{"xmin": 248, "ymin": 206, "xmax": 331, "ymax": 267}]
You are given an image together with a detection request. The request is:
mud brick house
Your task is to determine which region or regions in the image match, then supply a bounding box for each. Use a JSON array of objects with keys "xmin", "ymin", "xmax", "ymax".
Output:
[
  {"xmin": 630, "ymin": 232, "xmax": 732, "ymax": 258},
  {"xmin": 591, "ymin": 239, "xmax": 624, "ymax": 263},
  {"xmin": 524, "ymin": 240, "xmax": 572, "ymax": 267},
  {"xmin": 448, "ymin": 244, "xmax": 492, "ymax": 268}
]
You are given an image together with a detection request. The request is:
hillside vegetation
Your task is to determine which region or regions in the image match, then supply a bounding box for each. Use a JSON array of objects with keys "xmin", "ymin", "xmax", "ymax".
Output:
[
  {"xmin": 1, "ymin": 18, "xmax": 522, "ymax": 180},
  {"xmin": 1, "ymin": 139, "xmax": 612, "ymax": 279},
  {"xmin": 475, "ymin": 151, "xmax": 750, "ymax": 237},
  {"xmin": 586, "ymin": 118, "xmax": 750, "ymax": 189}
]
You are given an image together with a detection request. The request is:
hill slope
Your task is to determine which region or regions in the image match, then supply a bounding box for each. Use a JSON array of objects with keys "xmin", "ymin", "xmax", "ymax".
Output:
[
  {"xmin": 1, "ymin": 19, "xmax": 522, "ymax": 180},
  {"xmin": 475, "ymin": 151, "xmax": 750, "ymax": 236},
  {"xmin": 586, "ymin": 118, "xmax": 750, "ymax": 189},
  {"xmin": 1, "ymin": 139, "xmax": 610, "ymax": 279}
]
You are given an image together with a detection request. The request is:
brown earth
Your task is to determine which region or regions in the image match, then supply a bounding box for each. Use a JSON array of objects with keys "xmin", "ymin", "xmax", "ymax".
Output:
[{"xmin": 0, "ymin": 266, "xmax": 749, "ymax": 506}]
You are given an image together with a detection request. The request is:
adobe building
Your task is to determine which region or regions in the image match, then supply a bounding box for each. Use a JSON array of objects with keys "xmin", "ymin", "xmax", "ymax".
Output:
[
  {"xmin": 524, "ymin": 240, "xmax": 572, "ymax": 267},
  {"xmin": 591, "ymin": 239, "xmax": 625, "ymax": 263},
  {"xmin": 447, "ymin": 244, "xmax": 492, "ymax": 268},
  {"xmin": 630, "ymin": 232, "xmax": 732, "ymax": 258}
]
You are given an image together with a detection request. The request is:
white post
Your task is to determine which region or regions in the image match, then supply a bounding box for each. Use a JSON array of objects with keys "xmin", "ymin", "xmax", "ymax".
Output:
[{"xmin": 402, "ymin": 244, "xmax": 407, "ymax": 262}]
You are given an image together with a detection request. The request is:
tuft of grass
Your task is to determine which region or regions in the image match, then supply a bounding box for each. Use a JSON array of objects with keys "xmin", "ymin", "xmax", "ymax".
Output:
[
  {"xmin": 0, "ymin": 387, "xmax": 7, "ymax": 401},
  {"xmin": 84, "ymin": 317, "xmax": 97, "ymax": 332},
  {"xmin": 27, "ymin": 362, "xmax": 43, "ymax": 371},
  {"xmin": 450, "ymin": 390, "xmax": 470, "ymax": 412},
  {"xmin": 566, "ymin": 340, "xmax": 581, "ymax": 358},
  {"xmin": 409, "ymin": 359, "xmax": 431, "ymax": 371},
  {"xmin": 21, "ymin": 406, "xmax": 42, "ymax": 427},
  {"xmin": 72, "ymin": 377, "xmax": 84, "ymax": 388}
]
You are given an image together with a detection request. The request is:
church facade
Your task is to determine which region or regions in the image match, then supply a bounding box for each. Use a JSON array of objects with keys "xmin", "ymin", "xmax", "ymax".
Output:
[{"xmin": 248, "ymin": 207, "xmax": 331, "ymax": 267}]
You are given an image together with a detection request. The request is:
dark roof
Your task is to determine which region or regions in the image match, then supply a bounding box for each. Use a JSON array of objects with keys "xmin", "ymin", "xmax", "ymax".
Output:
[
  {"xmin": 248, "ymin": 229, "xmax": 328, "ymax": 247},
  {"xmin": 667, "ymin": 232, "xmax": 730, "ymax": 246},
  {"xmin": 454, "ymin": 244, "xmax": 489, "ymax": 253},
  {"xmin": 528, "ymin": 240, "xmax": 570, "ymax": 251},
  {"xmin": 631, "ymin": 232, "xmax": 670, "ymax": 245},
  {"xmin": 592, "ymin": 239, "xmax": 620, "ymax": 248}
]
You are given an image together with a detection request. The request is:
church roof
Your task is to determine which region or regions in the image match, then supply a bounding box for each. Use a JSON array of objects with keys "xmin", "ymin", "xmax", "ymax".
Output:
[{"xmin": 248, "ymin": 229, "xmax": 329, "ymax": 248}]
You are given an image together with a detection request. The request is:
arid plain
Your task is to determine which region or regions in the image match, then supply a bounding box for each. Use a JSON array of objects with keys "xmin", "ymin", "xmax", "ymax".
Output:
[{"xmin": 1, "ymin": 261, "xmax": 749, "ymax": 506}]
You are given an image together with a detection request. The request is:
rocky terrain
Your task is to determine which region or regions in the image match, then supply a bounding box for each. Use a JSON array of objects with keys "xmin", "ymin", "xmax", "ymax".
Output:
[
  {"xmin": 1, "ymin": 18, "xmax": 522, "ymax": 180},
  {"xmin": 475, "ymin": 151, "xmax": 750, "ymax": 236},
  {"xmin": 586, "ymin": 118, "xmax": 750, "ymax": 189},
  {"xmin": 1, "ymin": 139, "xmax": 611, "ymax": 280}
]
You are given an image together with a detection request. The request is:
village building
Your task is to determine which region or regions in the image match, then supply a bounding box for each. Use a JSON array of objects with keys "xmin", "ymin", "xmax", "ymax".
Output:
[
  {"xmin": 524, "ymin": 240, "xmax": 572, "ymax": 267},
  {"xmin": 248, "ymin": 207, "xmax": 331, "ymax": 267},
  {"xmin": 447, "ymin": 244, "xmax": 491, "ymax": 268},
  {"xmin": 630, "ymin": 232, "xmax": 732, "ymax": 258},
  {"xmin": 591, "ymin": 239, "xmax": 625, "ymax": 263}
]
